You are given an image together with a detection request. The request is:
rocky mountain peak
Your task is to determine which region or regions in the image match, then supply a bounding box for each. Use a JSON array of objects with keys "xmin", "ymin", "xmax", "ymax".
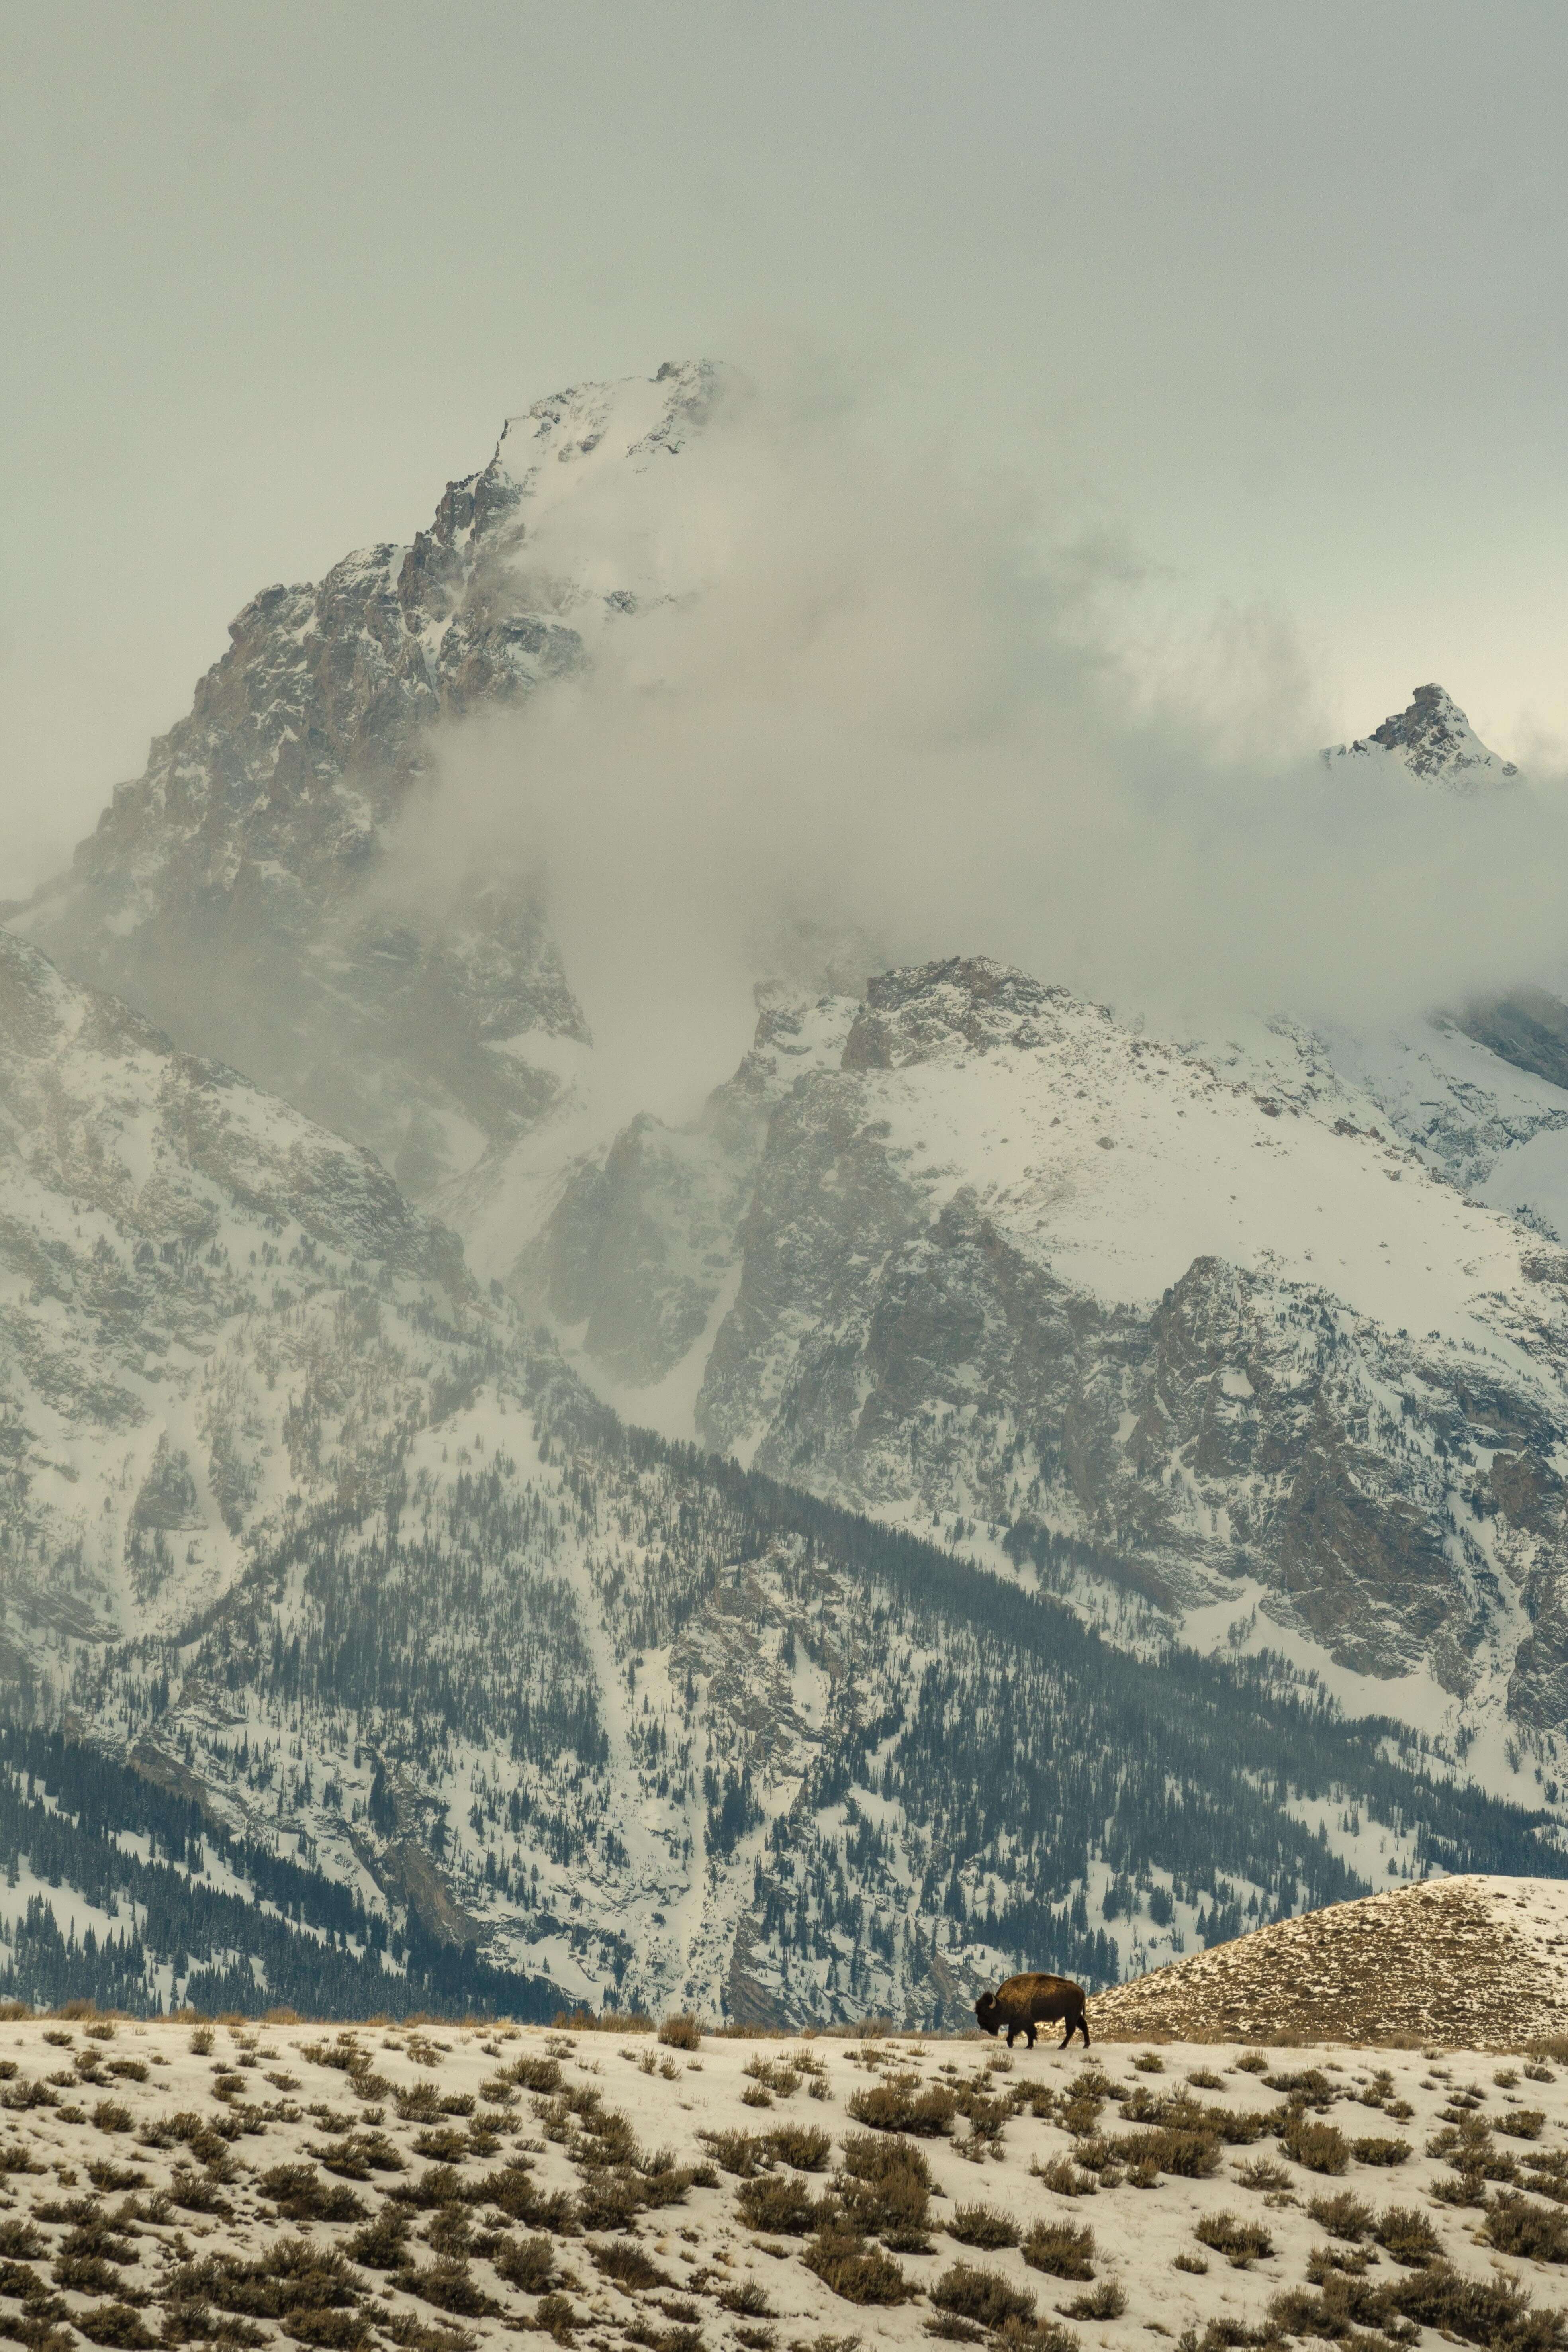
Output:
[
  {"xmin": 1322, "ymin": 681, "xmax": 1521, "ymax": 793},
  {"xmin": 842, "ymin": 955, "xmax": 1077, "ymax": 1070},
  {"xmin": 10, "ymin": 365, "xmax": 722, "ymax": 1201}
]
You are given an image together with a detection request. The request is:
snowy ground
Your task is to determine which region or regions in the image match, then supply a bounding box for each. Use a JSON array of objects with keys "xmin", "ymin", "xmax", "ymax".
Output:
[{"xmin": 3, "ymin": 1982, "xmax": 1568, "ymax": 2352}]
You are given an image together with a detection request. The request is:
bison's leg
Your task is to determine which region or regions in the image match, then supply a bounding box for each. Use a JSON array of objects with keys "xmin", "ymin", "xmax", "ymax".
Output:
[
  {"xmin": 1024, "ymin": 2023, "xmax": 1037, "ymax": 2049},
  {"xmin": 1005, "ymin": 2024, "xmax": 1017, "ymax": 2048},
  {"xmin": 1077, "ymin": 2007, "xmax": 1091, "ymax": 2047},
  {"xmin": 1058, "ymin": 2020, "xmax": 1072, "ymax": 2048}
]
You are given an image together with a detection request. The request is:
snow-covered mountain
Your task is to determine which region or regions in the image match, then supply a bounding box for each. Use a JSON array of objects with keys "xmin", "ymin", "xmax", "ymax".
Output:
[
  {"xmin": 502, "ymin": 955, "xmax": 1568, "ymax": 1738},
  {"xmin": 10, "ymin": 364, "xmax": 720, "ymax": 1199},
  {"xmin": 1321, "ymin": 681, "xmax": 1521, "ymax": 793},
  {"xmin": 11, "ymin": 368, "xmax": 1568, "ymax": 2017},
  {"xmin": 0, "ymin": 922, "xmax": 491, "ymax": 1657},
  {"xmin": 12, "ymin": 929, "xmax": 1550, "ymax": 2023}
]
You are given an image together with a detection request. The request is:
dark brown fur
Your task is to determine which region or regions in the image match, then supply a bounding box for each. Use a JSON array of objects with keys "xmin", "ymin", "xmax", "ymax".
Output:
[{"xmin": 975, "ymin": 1970, "xmax": 1090, "ymax": 2050}]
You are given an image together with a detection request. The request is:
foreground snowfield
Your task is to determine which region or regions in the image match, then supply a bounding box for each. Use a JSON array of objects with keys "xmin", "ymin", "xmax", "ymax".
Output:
[{"xmin": 4, "ymin": 1974, "xmax": 1568, "ymax": 2352}]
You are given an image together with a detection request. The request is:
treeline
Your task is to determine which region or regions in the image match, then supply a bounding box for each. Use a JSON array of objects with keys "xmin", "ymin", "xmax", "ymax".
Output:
[
  {"xmin": 570, "ymin": 1408, "xmax": 1567, "ymax": 1883},
  {"xmin": 27, "ymin": 1337, "xmax": 1568, "ymax": 2025},
  {"xmin": 0, "ymin": 1731, "xmax": 560, "ymax": 2020}
]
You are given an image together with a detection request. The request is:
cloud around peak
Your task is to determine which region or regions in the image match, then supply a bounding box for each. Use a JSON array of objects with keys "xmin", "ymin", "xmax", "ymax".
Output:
[{"xmin": 383, "ymin": 364, "xmax": 1568, "ymax": 1116}]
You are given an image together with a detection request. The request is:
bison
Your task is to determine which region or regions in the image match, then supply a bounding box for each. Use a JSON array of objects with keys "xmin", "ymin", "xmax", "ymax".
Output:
[{"xmin": 975, "ymin": 1970, "xmax": 1090, "ymax": 2049}]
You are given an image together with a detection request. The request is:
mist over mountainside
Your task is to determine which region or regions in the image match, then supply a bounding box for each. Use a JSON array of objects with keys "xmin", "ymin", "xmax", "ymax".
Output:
[
  {"xmin": 10, "ymin": 362, "xmax": 1568, "ymax": 2016},
  {"xmin": 10, "ymin": 365, "xmax": 720, "ymax": 1199}
]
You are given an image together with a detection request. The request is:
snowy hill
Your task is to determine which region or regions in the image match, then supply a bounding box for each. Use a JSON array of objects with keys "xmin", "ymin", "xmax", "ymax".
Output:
[
  {"xmin": 1095, "ymin": 1874, "xmax": 1568, "ymax": 2045},
  {"xmin": 0, "ymin": 2005, "xmax": 1562, "ymax": 2352}
]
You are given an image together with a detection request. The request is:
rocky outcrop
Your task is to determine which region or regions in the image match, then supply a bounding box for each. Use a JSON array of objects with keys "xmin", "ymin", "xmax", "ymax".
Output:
[{"xmin": 1321, "ymin": 681, "xmax": 1521, "ymax": 793}]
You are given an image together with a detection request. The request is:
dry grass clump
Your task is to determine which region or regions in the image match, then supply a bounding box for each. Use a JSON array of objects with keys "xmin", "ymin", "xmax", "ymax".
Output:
[
  {"xmin": 700, "ymin": 2128, "xmax": 767, "ymax": 2177},
  {"xmin": 346, "ymin": 2207, "xmax": 413, "ymax": 2271},
  {"xmin": 1194, "ymin": 2212, "xmax": 1273, "ymax": 2269},
  {"xmin": 1057, "ymin": 2281, "xmax": 1126, "ymax": 2321},
  {"xmin": 589, "ymin": 2242, "xmax": 675, "ymax": 2293},
  {"xmin": 531, "ymin": 2291, "xmax": 580, "ymax": 2344},
  {"xmin": 481, "ymin": 2164, "xmax": 575, "ymax": 2235},
  {"xmin": 1521, "ymin": 2151, "xmax": 1568, "ymax": 2207},
  {"xmin": 389, "ymin": 2164, "xmax": 468, "ymax": 2212},
  {"xmin": 1021, "ymin": 2220, "xmax": 1095, "ymax": 2280},
  {"xmin": 1305, "ymin": 2190, "xmax": 1374, "ymax": 2241},
  {"xmin": 947, "ymin": 2204, "xmax": 1020, "ymax": 2251},
  {"xmin": 1271, "ymin": 2260, "xmax": 1567, "ymax": 2352},
  {"xmin": 930, "ymin": 2261, "xmax": 1036, "ymax": 2331},
  {"xmin": 506, "ymin": 2054, "xmax": 564, "ymax": 2096},
  {"xmin": 298, "ymin": 2039, "xmax": 391, "ymax": 2103},
  {"xmin": 836, "ymin": 2130, "xmax": 933, "ymax": 2251},
  {"xmin": 1029, "ymin": 2154, "xmax": 1097, "ymax": 2198},
  {"xmin": 382, "ymin": 2321, "xmax": 476, "ymax": 2352},
  {"xmin": 658, "ymin": 2015, "xmax": 701, "ymax": 2052},
  {"xmin": 1263, "ymin": 2068, "xmax": 1337, "ymax": 2106},
  {"xmin": 1483, "ymin": 2192, "xmax": 1568, "ymax": 2265},
  {"xmin": 844, "ymin": 2078, "xmax": 956, "ymax": 2136},
  {"xmin": 407, "ymin": 2258, "xmax": 501, "ymax": 2319},
  {"xmin": 1276, "ymin": 2113, "xmax": 1349, "ymax": 2175},
  {"xmin": 802, "ymin": 2224, "xmax": 912, "ymax": 2307},
  {"xmin": 82, "ymin": 2161, "xmax": 144, "ymax": 2193},
  {"xmin": 1372, "ymin": 2205, "xmax": 1442, "ymax": 2268},
  {"xmin": 1233, "ymin": 2156, "xmax": 1292, "ymax": 2192},
  {"xmin": 1349, "ymin": 2134, "xmax": 1409, "ymax": 2166},
  {"xmin": 74, "ymin": 2301, "xmax": 159, "ymax": 2348},
  {"xmin": 1114, "ymin": 2124, "xmax": 1222, "ymax": 2180},
  {"xmin": 168, "ymin": 2235, "xmax": 366, "ymax": 2332},
  {"xmin": 258, "ymin": 2163, "xmax": 367, "ymax": 2224},
  {"xmin": 743, "ymin": 2051, "xmax": 829, "ymax": 2104},
  {"xmin": 315, "ymin": 2128, "xmax": 406, "ymax": 2176},
  {"xmin": 718, "ymin": 2280, "xmax": 773, "ymax": 2318},
  {"xmin": 768, "ymin": 2122, "xmax": 832, "ymax": 2171},
  {"xmin": 735, "ymin": 2172, "xmax": 823, "ymax": 2236}
]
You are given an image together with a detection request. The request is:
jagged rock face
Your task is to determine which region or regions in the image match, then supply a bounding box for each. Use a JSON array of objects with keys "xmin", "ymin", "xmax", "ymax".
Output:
[
  {"xmin": 0, "ymin": 924, "xmax": 504, "ymax": 1676},
  {"xmin": 688, "ymin": 958, "xmax": 1568, "ymax": 1714},
  {"xmin": 14, "ymin": 364, "xmax": 721, "ymax": 1197},
  {"xmin": 0, "ymin": 941, "xmax": 1558, "ymax": 2015},
  {"xmin": 505, "ymin": 984, "xmax": 860, "ymax": 1397},
  {"xmin": 1322, "ymin": 681, "xmax": 1521, "ymax": 793}
]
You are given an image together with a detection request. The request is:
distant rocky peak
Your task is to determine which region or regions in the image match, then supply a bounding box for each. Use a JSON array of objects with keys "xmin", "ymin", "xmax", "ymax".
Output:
[
  {"xmin": 842, "ymin": 955, "xmax": 1081, "ymax": 1070},
  {"xmin": 1323, "ymin": 682, "xmax": 1521, "ymax": 793},
  {"xmin": 492, "ymin": 360, "xmax": 720, "ymax": 510},
  {"xmin": 8, "ymin": 364, "xmax": 727, "ymax": 1203}
]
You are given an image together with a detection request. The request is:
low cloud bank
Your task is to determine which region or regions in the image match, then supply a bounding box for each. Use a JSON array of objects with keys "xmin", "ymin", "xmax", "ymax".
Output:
[{"xmin": 387, "ymin": 369, "xmax": 1568, "ymax": 1122}]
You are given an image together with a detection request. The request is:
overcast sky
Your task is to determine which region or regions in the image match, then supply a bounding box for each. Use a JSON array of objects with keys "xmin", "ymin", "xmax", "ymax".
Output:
[{"xmin": 4, "ymin": 1, "xmax": 1566, "ymax": 900}]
